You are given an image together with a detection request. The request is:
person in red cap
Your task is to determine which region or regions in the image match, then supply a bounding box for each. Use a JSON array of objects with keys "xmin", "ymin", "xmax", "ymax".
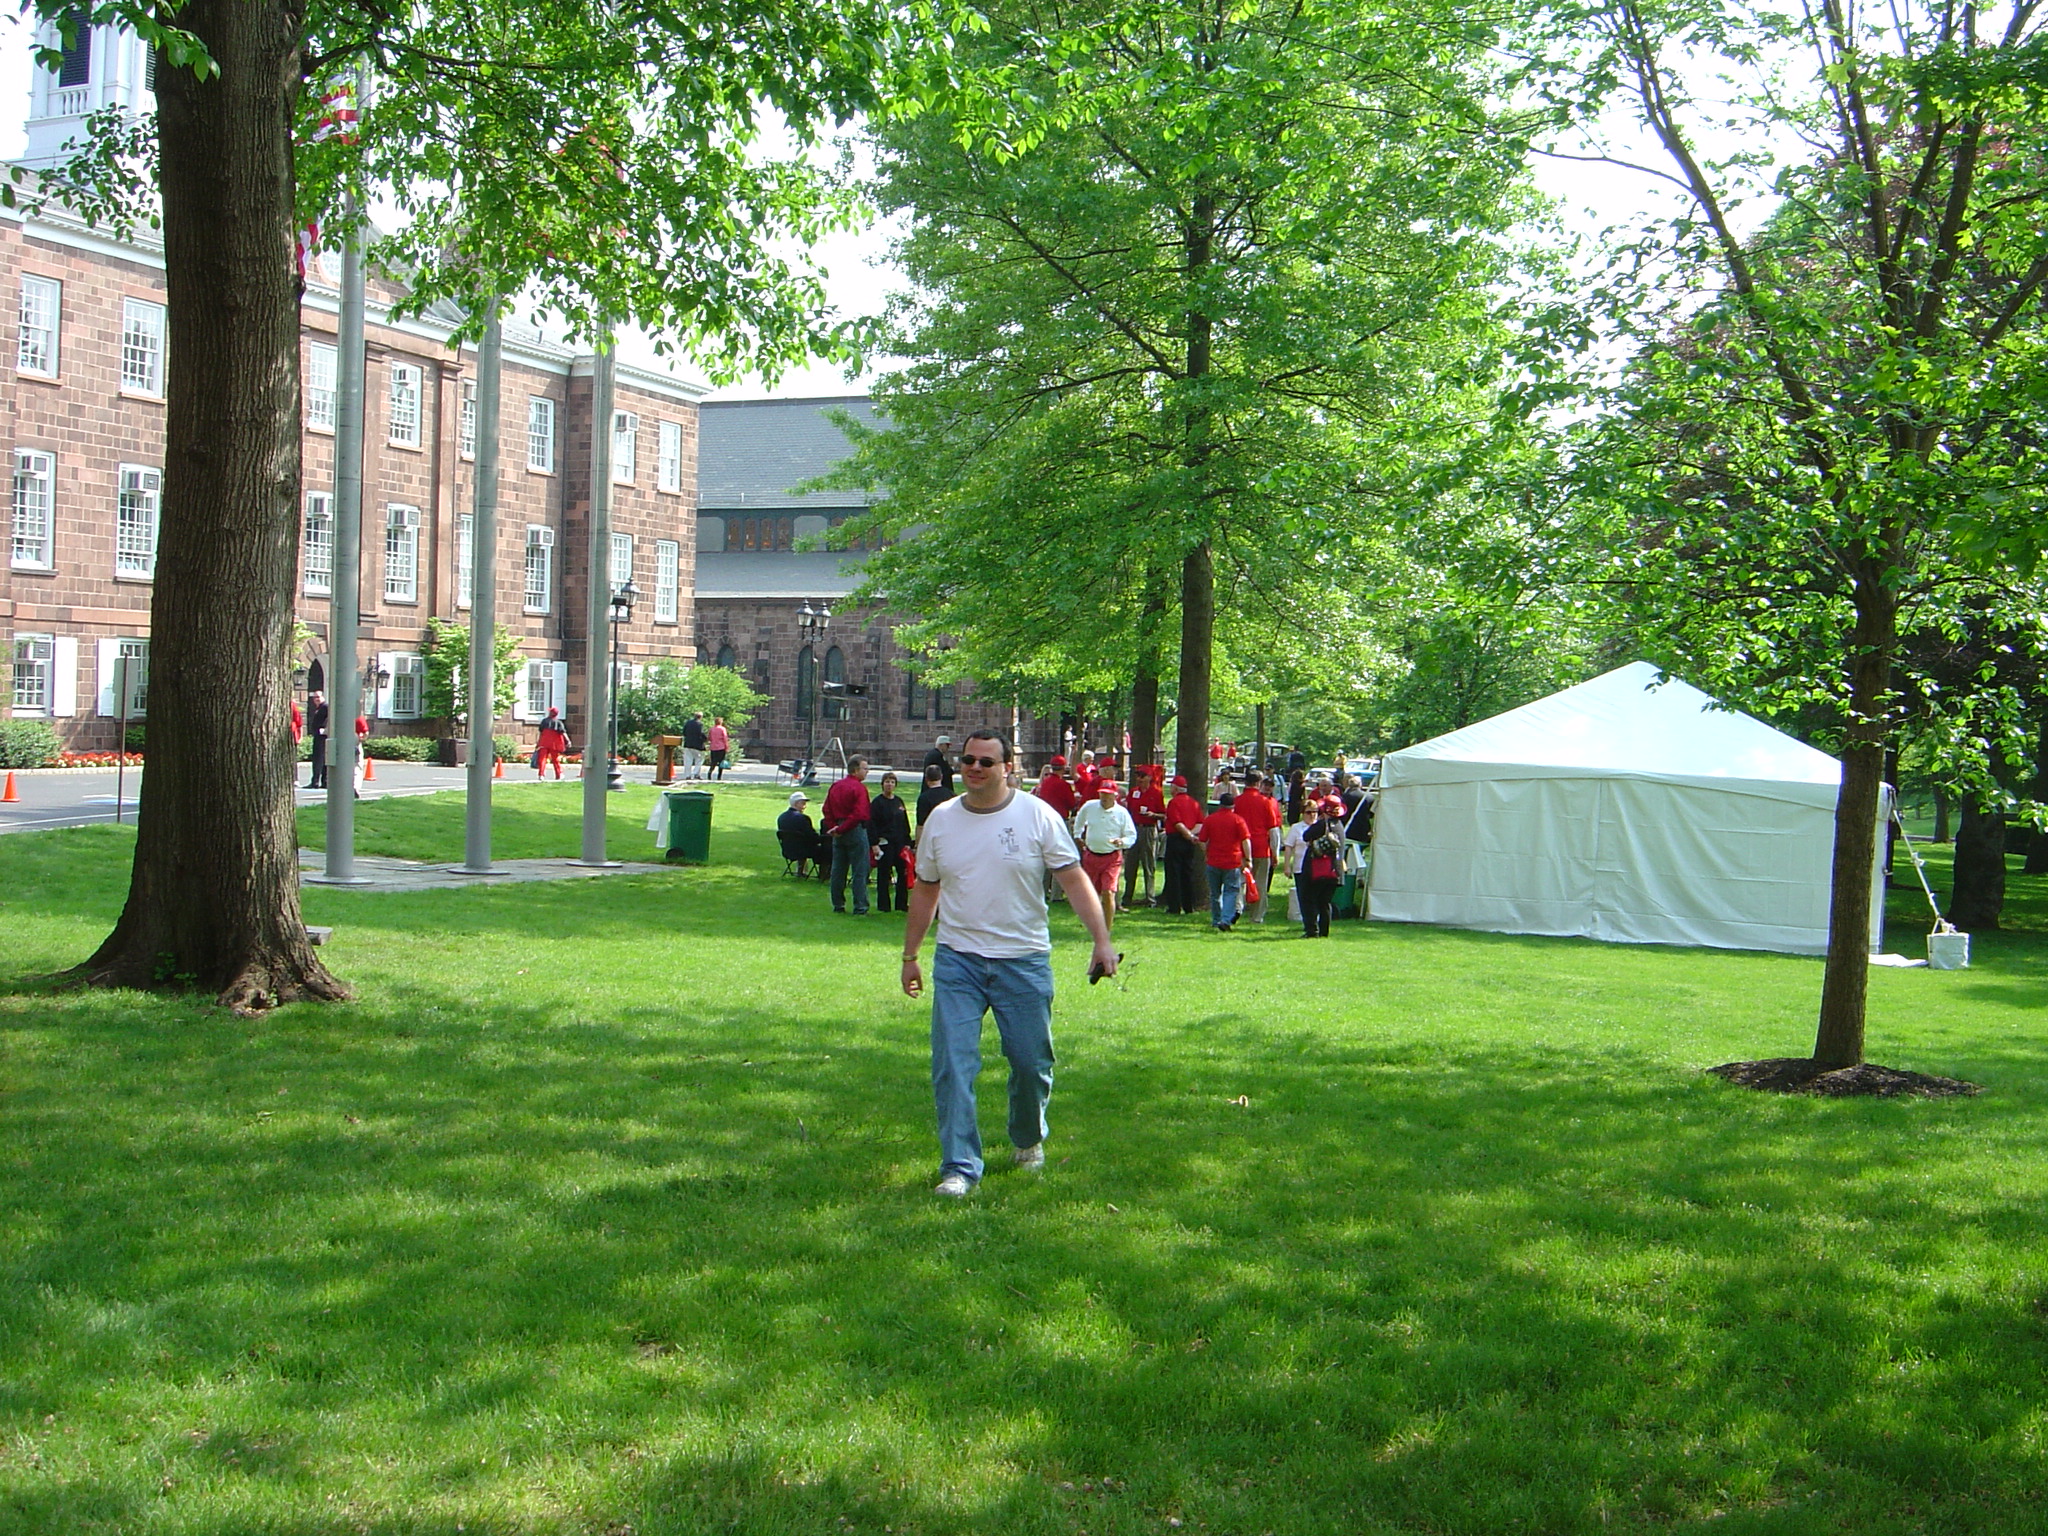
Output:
[
  {"xmin": 1035, "ymin": 755, "xmax": 1079, "ymax": 821},
  {"xmin": 1197, "ymin": 790, "xmax": 1255, "ymax": 930},
  {"xmin": 1234, "ymin": 771, "xmax": 1283, "ymax": 923},
  {"xmin": 1072, "ymin": 776, "xmax": 1137, "ymax": 928},
  {"xmin": 1122, "ymin": 765, "xmax": 1166, "ymax": 908},
  {"xmin": 1162, "ymin": 773, "xmax": 1205, "ymax": 915}
]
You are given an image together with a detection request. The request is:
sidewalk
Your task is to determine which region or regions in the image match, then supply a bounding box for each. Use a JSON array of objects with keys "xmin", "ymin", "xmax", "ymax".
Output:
[{"xmin": 296, "ymin": 849, "xmax": 670, "ymax": 893}]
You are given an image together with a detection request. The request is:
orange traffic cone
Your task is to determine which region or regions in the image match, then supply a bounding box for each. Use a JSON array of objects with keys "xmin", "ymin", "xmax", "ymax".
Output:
[
  {"xmin": 362, "ymin": 755, "xmax": 377, "ymax": 782},
  {"xmin": 1, "ymin": 771, "xmax": 16, "ymax": 803},
  {"xmin": 493, "ymin": 758, "xmax": 504, "ymax": 779}
]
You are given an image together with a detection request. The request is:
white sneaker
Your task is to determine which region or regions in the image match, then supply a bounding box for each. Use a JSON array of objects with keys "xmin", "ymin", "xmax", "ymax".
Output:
[
  {"xmin": 933, "ymin": 1173, "xmax": 975, "ymax": 1197},
  {"xmin": 1014, "ymin": 1143, "xmax": 1044, "ymax": 1171}
]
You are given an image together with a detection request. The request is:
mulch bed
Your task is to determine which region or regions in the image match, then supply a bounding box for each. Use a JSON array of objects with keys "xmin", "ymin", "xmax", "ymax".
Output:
[{"xmin": 1709, "ymin": 1057, "xmax": 1981, "ymax": 1098}]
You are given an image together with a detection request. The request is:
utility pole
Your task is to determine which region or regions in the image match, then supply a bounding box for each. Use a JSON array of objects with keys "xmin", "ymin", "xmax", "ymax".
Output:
[
  {"xmin": 577, "ymin": 330, "xmax": 618, "ymax": 866},
  {"xmin": 460, "ymin": 298, "xmax": 504, "ymax": 874},
  {"xmin": 311, "ymin": 62, "xmax": 372, "ymax": 887}
]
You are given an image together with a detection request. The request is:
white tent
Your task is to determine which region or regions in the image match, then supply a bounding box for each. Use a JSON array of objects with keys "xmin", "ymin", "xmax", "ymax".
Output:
[{"xmin": 1366, "ymin": 662, "xmax": 1885, "ymax": 955}]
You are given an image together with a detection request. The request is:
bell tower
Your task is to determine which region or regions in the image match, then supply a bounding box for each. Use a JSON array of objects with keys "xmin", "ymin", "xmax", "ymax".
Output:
[{"xmin": 20, "ymin": 10, "xmax": 154, "ymax": 170}]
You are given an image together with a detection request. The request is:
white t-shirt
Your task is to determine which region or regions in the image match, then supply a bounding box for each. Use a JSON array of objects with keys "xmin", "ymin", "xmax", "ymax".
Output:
[
  {"xmin": 916, "ymin": 790, "xmax": 1079, "ymax": 958},
  {"xmin": 1073, "ymin": 799, "xmax": 1137, "ymax": 853},
  {"xmin": 1281, "ymin": 819, "xmax": 1316, "ymax": 874}
]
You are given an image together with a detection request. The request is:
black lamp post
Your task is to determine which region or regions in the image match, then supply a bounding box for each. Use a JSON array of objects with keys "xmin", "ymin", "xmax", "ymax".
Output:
[
  {"xmin": 797, "ymin": 599, "xmax": 831, "ymax": 785},
  {"xmin": 607, "ymin": 578, "xmax": 640, "ymax": 792}
]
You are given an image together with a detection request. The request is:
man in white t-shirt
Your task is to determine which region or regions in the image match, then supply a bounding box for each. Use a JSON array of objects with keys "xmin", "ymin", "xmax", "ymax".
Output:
[{"xmin": 903, "ymin": 729, "xmax": 1119, "ymax": 1197}]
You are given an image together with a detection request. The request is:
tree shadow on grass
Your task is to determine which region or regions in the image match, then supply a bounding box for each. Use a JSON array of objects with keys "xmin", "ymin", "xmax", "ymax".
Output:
[{"xmin": 6, "ymin": 973, "xmax": 2048, "ymax": 1535}]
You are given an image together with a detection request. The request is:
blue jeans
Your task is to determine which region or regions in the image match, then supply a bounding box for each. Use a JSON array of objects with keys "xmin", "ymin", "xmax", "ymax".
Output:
[
  {"xmin": 931, "ymin": 944, "xmax": 1055, "ymax": 1183},
  {"xmin": 830, "ymin": 828, "xmax": 870, "ymax": 913},
  {"xmin": 1205, "ymin": 866, "xmax": 1243, "ymax": 927}
]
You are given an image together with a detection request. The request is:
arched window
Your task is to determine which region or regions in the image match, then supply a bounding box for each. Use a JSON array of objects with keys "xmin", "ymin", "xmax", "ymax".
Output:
[
  {"xmin": 796, "ymin": 644, "xmax": 815, "ymax": 723},
  {"xmin": 714, "ymin": 643, "xmax": 736, "ymax": 670},
  {"xmin": 823, "ymin": 645, "xmax": 847, "ymax": 721}
]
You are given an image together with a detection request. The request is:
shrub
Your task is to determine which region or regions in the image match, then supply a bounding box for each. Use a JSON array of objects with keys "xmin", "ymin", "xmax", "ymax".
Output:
[
  {"xmin": 616, "ymin": 732, "xmax": 652, "ymax": 765},
  {"xmin": 362, "ymin": 735, "xmax": 434, "ymax": 762},
  {"xmin": 0, "ymin": 720, "xmax": 62, "ymax": 768},
  {"xmin": 493, "ymin": 734, "xmax": 519, "ymax": 764},
  {"xmin": 123, "ymin": 725, "xmax": 147, "ymax": 753}
]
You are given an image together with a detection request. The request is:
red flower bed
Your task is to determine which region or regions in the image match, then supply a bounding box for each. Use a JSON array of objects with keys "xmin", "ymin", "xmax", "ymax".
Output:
[{"xmin": 56, "ymin": 752, "xmax": 144, "ymax": 767}]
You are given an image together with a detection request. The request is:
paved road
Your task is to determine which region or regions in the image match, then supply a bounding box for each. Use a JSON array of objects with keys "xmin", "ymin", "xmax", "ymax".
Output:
[{"xmin": 0, "ymin": 757, "xmax": 792, "ymax": 836}]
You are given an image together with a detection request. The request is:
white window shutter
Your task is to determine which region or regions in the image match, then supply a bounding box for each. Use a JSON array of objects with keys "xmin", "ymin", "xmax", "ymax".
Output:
[
  {"xmin": 96, "ymin": 638, "xmax": 120, "ymax": 716},
  {"xmin": 550, "ymin": 661, "xmax": 569, "ymax": 718},
  {"xmin": 51, "ymin": 637, "xmax": 78, "ymax": 717},
  {"xmin": 374, "ymin": 650, "xmax": 397, "ymax": 719},
  {"xmin": 512, "ymin": 663, "xmax": 536, "ymax": 722}
]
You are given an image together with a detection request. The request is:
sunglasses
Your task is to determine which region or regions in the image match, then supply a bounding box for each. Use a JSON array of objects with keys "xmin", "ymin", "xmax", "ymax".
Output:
[{"xmin": 958, "ymin": 754, "xmax": 1003, "ymax": 769}]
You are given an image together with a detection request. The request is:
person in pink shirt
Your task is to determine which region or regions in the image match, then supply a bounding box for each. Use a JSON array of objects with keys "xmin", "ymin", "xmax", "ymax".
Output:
[{"xmin": 706, "ymin": 716, "xmax": 731, "ymax": 779}]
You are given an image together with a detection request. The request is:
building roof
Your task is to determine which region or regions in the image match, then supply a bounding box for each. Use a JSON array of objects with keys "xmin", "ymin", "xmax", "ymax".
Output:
[
  {"xmin": 698, "ymin": 396, "xmax": 879, "ymax": 510},
  {"xmin": 693, "ymin": 551, "xmax": 866, "ymax": 600}
]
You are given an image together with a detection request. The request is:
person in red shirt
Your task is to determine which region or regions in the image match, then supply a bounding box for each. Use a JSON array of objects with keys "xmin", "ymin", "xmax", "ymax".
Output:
[
  {"xmin": 1197, "ymin": 791, "xmax": 1255, "ymax": 930},
  {"xmin": 1122, "ymin": 766, "xmax": 1167, "ymax": 908},
  {"xmin": 1162, "ymin": 773, "xmax": 1206, "ymax": 915},
  {"xmin": 1035, "ymin": 756, "xmax": 1080, "ymax": 821},
  {"xmin": 822, "ymin": 757, "xmax": 874, "ymax": 915},
  {"xmin": 1234, "ymin": 771, "xmax": 1282, "ymax": 924},
  {"xmin": 1073, "ymin": 750, "xmax": 1102, "ymax": 801}
]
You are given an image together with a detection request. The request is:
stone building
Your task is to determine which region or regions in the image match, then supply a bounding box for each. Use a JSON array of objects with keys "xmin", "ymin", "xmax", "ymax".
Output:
[
  {"xmin": 2, "ymin": 17, "xmax": 703, "ymax": 753},
  {"xmin": 694, "ymin": 396, "xmax": 1051, "ymax": 771}
]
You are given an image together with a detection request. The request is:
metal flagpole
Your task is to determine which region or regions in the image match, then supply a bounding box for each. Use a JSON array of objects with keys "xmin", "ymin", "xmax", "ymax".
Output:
[
  {"xmin": 576, "ymin": 327, "xmax": 619, "ymax": 866},
  {"xmin": 311, "ymin": 60, "xmax": 373, "ymax": 886},
  {"xmin": 459, "ymin": 298, "xmax": 506, "ymax": 874}
]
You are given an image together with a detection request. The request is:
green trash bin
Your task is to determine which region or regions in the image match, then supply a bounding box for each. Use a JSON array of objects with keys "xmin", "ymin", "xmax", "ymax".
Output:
[{"xmin": 664, "ymin": 790, "xmax": 714, "ymax": 863}]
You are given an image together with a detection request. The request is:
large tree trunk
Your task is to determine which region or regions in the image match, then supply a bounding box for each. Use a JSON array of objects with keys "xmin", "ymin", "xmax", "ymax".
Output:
[
  {"xmin": 73, "ymin": 0, "xmax": 347, "ymax": 1010},
  {"xmin": 1130, "ymin": 666, "xmax": 1160, "ymax": 770},
  {"xmin": 1932, "ymin": 786, "xmax": 1951, "ymax": 842},
  {"xmin": 1812, "ymin": 562, "xmax": 1895, "ymax": 1069},
  {"xmin": 1174, "ymin": 544, "xmax": 1214, "ymax": 802},
  {"xmin": 2025, "ymin": 716, "xmax": 2048, "ymax": 875},
  {"xmin": 1946, "ymin": 799, "xmax": 2007, "ymax": 931}
]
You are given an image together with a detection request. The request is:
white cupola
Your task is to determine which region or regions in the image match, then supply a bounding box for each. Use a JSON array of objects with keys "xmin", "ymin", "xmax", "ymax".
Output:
[{"xmin": 21, "ymin": 10, "xmax": 155, "ymax": 170}]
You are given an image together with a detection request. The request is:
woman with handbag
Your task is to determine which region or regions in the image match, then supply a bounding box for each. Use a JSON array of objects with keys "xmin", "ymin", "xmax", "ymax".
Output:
[
  {"xmin": 535, "ymin": 707, "xmax": 570, "ymax": 780},
  {"xmin": 1294, "ymin": 797, "xmax": 1348, "ymax": 938}
]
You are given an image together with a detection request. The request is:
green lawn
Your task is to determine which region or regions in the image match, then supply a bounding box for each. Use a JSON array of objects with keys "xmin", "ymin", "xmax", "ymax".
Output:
[{"xmin": 3, "ymin": 787, "xmax": 2046, "ymax": 1534}]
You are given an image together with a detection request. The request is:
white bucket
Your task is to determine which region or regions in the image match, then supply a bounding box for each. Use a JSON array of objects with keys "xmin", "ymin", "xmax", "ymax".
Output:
[{"xmin": 1926, "ymin": 930, "xmax": 1971, "ymax": 970}]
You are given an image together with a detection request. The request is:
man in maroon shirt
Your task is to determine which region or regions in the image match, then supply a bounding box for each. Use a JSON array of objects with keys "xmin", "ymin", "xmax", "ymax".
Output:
[
  {"xmin": 1197, "ymin": 791, "xmax": 1255, "ymax": 931},
  {"xmin": 1035, "ymin": 756, "xmax": 1080, "ymax": 821},
  {"xmin": 822, "ymin": 756, "xmax": 874, "ymax": 915},
  {"xmin": 1234, "ymin": 772, "xmax": 1282, "ymax": 924},
  {"xmin": 1162, "ymin": 773, "xmax": 1206, "ymax": 915}
]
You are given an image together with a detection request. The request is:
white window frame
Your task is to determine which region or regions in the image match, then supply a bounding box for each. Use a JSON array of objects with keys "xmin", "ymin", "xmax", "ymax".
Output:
[
  {"xmin": 609, "ymin": 530, "xmax": 633, "ymax": 592},
  {"xmin": 657, "ymin": 420, "xmax": 683, "ymax": 494},
  {"xmin": 527, "ymin": 396, "xmax": 556, "ymax": 473},
  {"xmin": 120, "ymin": 297, "xmax": 166, "ymax": 397},
  {"xmin": 115, "ymin": 464, "xmax": 161, "ymax": 579},
  {"xmin": 388, "ymin": 362, "xmax": 423, "ymax": 448},
  {"xmin": 524, "ymin": 525, "xmax": 554, "ymax": 614},
  {"xmin": 307, "ymin": 341, "xmax": 338, "ymax": 431},
  {"xmin": 654, "ymin": 539, "xmax": 679, "ymax": 624},
  {"xmin": 18, "ymin": 275, "xmax": 60, "ymax": 378},
  {"xmin": 12, "ymin": 633, "xmax": 53, "ymax": 714},
  {"xmin": 458, "ymin": 378, "xmax": 477, "ymax": 461},
  {"xmin": 384, "ymin": 503, "xmax": 420, "ymax": 602},
  {"xmin": 455, "ymin": 511, "xmax": 474, "ymax": 610},
  {"xmin": 304, "ymin": 491, "xmax": 334, "ymax": 595},
  {"xmin": 98, "ymin": 637, "xmax": 149, "ymax": 718},
  {"xmin": 388, "ymin": 652, "xmax": 425, "ymax": 720},
  {"xmin": 12, "ymin": 448, "xmax": 55, "ymax": 570},
  {"xmin": 517, "ymin": 659, "xmax": 567, "ymax": 722},
  {"xmin": 611, "ymin": 410, "xmax": 638, "ymax": 484}
]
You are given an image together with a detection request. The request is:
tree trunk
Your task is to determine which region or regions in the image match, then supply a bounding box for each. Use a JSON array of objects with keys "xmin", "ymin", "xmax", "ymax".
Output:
[
  {"xmin": 1932, "ymin": 786, "xmax": 1950, "ymax": 843},
  {"xmin": 2025, "ymin": 716, "xmax": 2048, "ymax": 875},
  {"xmin": 73, "ymin": 0, "xmax": 348, "ymax": 1010},
  {"xmin": 1175, "ymin": 543, "xmax": 1214, "ymax": 803},
  {"xmin": 1130, "ymin": 667, "xmax": 1160, "ymax": 770},
  {"xmin": 1946, "ymin": 799, "xmax": 2007, "ymax": 931},
  {"xmin": 1812, "ymin": 561, "xmax": 1894, "ymax": 1069}
]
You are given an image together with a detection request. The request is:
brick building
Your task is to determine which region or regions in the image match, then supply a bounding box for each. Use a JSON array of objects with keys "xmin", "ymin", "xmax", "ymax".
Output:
[
  {"xmin": 694, "ymin": 397, "xmax": 1052, "ymax": 770},
  {"xmin": 2, "ymin": 24, "xmax": 703, "ymax": 752}
]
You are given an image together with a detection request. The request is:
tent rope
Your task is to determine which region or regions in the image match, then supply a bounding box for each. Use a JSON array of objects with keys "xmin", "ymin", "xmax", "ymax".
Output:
[{"xmin": 1891, "ymin": 806, "xmax": 1956, "ymax": 934}]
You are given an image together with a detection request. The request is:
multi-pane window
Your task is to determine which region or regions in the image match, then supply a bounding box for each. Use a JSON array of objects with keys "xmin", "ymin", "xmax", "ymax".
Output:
[
  {"xmin": 527, "ymin": 397, "xmax": 555, "ymax": 472},
  {"xmin": 389, "ymin": 653, "xmax": 425, "ymax": 719},
  {"xmin": 654, "ymin": 539, "xmax": 679, "ymax": 623},
  {"xmin": 13, "ymin": 635, "xmax": 52, "ymax": 713},
  {"xmin": 524, "ymin": 660, "xmax": 553, "ymax": 719},
  {"xmin": 303, "ymin": 491, "xmax": 333, "ymax": 595},
  {"xmin": 388, "ymin": 362, "xmax": 422, "ymax": 447},
  {"xmin": 12, "ymin": 449, "xmax": 54, "ymax": 569},
  {"xmin": 17, "ymin": 275, "xmax": 60, "ymax": 377},
  {"xmin": 935, "ymin": 682, "xmax": 958, "ymax": 720},
  {"xmin": 458, "ymin": 379, "xmax": 477, "ymax": 460},
  {"xmin": 823, "ymin": 644, "xmax": 849, "ymax": 721},
  {"xmin": 715, "ymin": 643, "xmax": 736, "ymax": 670},
  {"xmin": 455, "ymin": 512, "xmax": 474, "ymax": 609},
  {"xmin": 115, "ymin": 465, "xmax": 161, "ymax": 578},
  {"xmin": 384, "ymin": 503, "xmax": 420, "ymax": 601},
  {"xmin": 120, "ymin": 298, "xmax": 166, "ymax": 395},
  {"xmin": 115, "ymin": 638, "xmax": 149, "ymax": 716},
  {"xmin": 907, "ymin": 674, "xmax": 930, "ymax": 720},
  {"xmin": 307, "ymin": 341, "xmax": 338, "ymax": 431},
  {"xmin": 657, "ymin": 420, "xmax": 683, "ymax": 493},
  {"xmin": 609, "ymin": 531, "xmax": 633, "ymax": 592},
  {"xmin": 524, "ymin": 525, "xmax": 554, "ymax": 613},
  {"xmin": 611, "ymin": 410, "xmax": 638, "ymax": 483}
]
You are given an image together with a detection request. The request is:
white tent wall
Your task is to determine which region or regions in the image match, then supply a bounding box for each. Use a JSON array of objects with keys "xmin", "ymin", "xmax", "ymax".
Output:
[{"xmin": 1365, "ymin": 662, "xmax": 1889, "ymax": 956}]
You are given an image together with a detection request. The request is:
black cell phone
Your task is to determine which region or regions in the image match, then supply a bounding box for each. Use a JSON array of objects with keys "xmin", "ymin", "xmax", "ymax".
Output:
[{"xmin": 1088, "ymin": 952, "xmax": 1125, "ymax": 985}]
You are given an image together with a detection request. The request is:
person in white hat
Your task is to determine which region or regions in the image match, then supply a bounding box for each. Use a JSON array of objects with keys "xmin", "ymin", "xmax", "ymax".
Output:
[{"xmin": 776, "ymin": 790, "xmax": 827, "ymax": 879}]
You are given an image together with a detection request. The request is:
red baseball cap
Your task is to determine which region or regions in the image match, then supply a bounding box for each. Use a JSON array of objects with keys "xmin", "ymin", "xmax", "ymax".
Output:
[
  {"xmin": 1097, "ymin": 780, "xmax": 1118, "ymax": 794},
  {"xmin": 1049, "ymin": 756, "xmax": 1067, "ymax": 768},
  {"xmin": 1171, "ymin": 774, "xmax": 1188, "ymax": 787}
]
